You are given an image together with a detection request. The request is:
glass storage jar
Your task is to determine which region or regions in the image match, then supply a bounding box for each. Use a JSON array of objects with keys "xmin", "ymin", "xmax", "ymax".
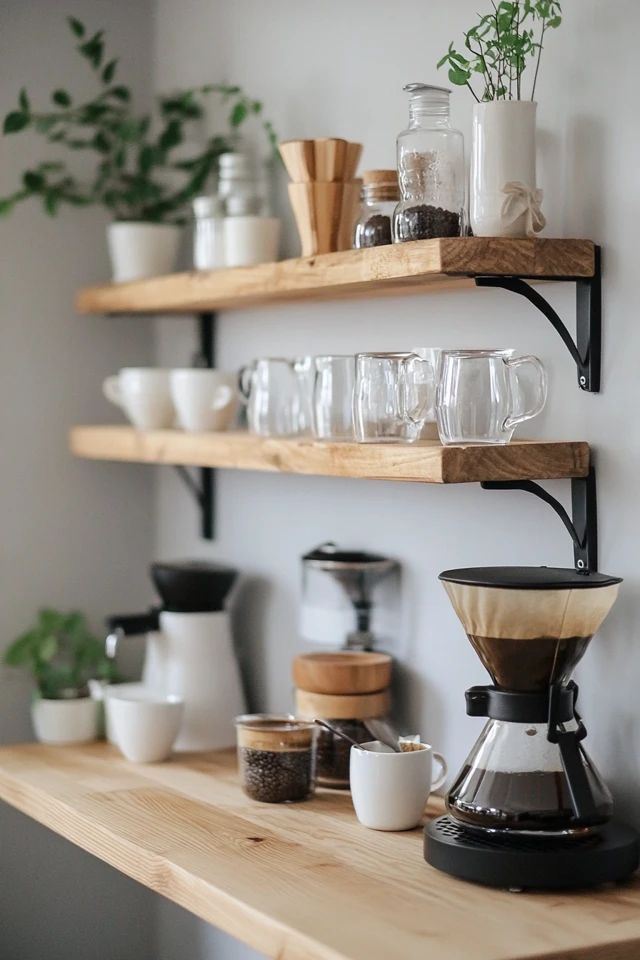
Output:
[
  {"xmin": 353, "ymin": 170, "xmax": 400, "ymax": 249},
  {"xmin": 218, "ymin": 152, "xmax": 262, "ymax": 217},
  {"xmin": 235, "ymin": 714, "xmax": 317, "ymax": 803},
  {"xmin": 295, "ymin": 688, "xmax": 391, "ymax": 789},
  {"xmin": 192, "ymin": 195, "xmax": 225, "ymax": 269},
  {"xmin": 394, "ymin": 83, "xmax": 465, "ymax": 242}
]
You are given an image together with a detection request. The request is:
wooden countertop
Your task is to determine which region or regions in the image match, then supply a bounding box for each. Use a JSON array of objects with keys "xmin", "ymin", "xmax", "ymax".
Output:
[{"xmin": 0, "ymin": 743, "xmax": 639, "ymax": 960}]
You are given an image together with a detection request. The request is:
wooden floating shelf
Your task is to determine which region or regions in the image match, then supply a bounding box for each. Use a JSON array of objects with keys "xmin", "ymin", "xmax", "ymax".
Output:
[
  {"xmin": 1, "ymin": 743, "xmax": 639, "ymax": 960},
  {"xmin": 69, "ymin": 426, "xmax": 590, "ymax": 484},
  {"xmin": 76, "ymin": 237, "xmax": 595, "ymax": 315}
]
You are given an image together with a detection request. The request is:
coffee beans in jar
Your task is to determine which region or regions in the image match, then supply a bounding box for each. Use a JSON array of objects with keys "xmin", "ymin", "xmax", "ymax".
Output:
[
  {"xmin": 353, "ymin": 170, "xmax": 400, "ymax": 249},
  {"xmin": 235, "ymin": 715, "xmax": 317, "ymax": 803}
]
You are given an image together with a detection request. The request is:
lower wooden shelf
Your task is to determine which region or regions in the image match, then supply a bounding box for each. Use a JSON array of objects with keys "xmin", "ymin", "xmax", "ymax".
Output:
[
  {"xmin": 0, "ymin": 743, "xmax": 639, "ymax": 960},
  {"xmin": 69, "ymin": 426, "xmax": 590, "ymax": 484}
]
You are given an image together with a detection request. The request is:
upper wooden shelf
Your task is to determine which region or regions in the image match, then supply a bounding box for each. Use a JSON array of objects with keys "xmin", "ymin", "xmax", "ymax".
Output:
[
  {"xmin": 0, "ymin": 743, "xmax": 639, "ymax": 960},
  {"xmin": 69, "ymin": 426, "xmax": 590, "ymax": 484},
  {"xmin": 76, "ymin": 237, "xmax": 596, "ymax": 315}
]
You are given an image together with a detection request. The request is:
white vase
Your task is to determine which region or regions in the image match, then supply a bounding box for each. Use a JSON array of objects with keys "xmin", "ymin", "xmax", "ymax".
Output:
[
  {"xmin": 107, "ymin": 222, "xmax": 182, "ymax": 283},
  {"xmin": 470, "ymin": 101, "xmax": 540, "ymax": 238},
  {"xmin": 31, "ymin": 696, "xmax": 98, "ymax": 745}
]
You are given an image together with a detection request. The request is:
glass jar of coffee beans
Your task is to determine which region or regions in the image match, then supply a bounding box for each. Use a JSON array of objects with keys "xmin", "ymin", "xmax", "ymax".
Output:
[
  {"xmin": 235, "ymin": 714, "xmax": 317, "ymax": 803},
  {"xmin": 353, "ymin": 170, "xmax": 400, "ymax": 249},
  {"xmin": 394, "ymin": 83, "xmax": 465, "ymax": 242}
]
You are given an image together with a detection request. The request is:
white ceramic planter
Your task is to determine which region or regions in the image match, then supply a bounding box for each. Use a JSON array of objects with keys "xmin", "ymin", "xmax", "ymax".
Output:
[
  {"xmin": 107, "ymin": 222, "xmax": 182, "ymax": 282},
  {"xmin": 470, "ymin": 101, "xmax": 543, "ymax": 238},
  {"xmin": 31, "ymin": 697, "xmax": 98, "ymax": 745}
]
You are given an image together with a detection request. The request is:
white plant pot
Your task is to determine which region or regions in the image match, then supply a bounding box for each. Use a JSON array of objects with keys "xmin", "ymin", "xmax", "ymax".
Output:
[
  {"xmin": 470, "ymin": 101, "xmax": 540, "ymax": 238},
  {"xmin": 31, "ymin": 697, "xmax": 98, "ymax": 745},
  {"xmin": 107, "ymin": 222, "xmax": 182, "ymax": 283}
]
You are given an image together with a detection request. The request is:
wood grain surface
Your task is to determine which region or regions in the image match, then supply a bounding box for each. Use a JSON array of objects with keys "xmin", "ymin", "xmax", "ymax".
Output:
[
  {"xmin": 75, "ymin": 238, "xmax": 595, "ymax": 315},
  {"xmin": 0, "ymin": 743, "xmax": 638, "ymax": 960},
  {"xmin": 69, "ymin": 427, "xmax": 590, "ymax": 484}
]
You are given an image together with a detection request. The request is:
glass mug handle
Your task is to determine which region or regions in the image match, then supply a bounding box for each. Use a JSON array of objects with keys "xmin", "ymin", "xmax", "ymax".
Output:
[
  {"xmin": 237, "ymin": 363, "xmax": 255, "ymax": 403},
  {"xmin": 399, "ymin": 355, "xmax": 435, "ymax": 425},
  {"xmin": 504, "ymin": 354, "xmax": 548, "ymax": 430}
]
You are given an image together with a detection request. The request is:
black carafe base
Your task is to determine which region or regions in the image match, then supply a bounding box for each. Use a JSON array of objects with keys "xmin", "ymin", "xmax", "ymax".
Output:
[{"xmin": 425, "ymin": 815, "xmax": 639, "ymax": 890}]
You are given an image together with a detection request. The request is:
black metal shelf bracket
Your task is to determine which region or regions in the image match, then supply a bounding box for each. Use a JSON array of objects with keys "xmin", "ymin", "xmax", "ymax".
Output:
[
  {"xmin": 171, "ymin": 311, "xmax": 217, "ymax": 540},
  {"xmin": 480, "ymin": 467, "xmax": 598, "ymax": 572},
  {"xmin": 474, "ymin": 246, "xmax": 601, "ymax": 392}
]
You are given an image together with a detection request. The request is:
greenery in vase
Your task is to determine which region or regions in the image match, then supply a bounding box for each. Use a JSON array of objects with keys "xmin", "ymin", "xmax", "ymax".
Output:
[
  {"xmin": 0, "ymin": 16, "xmax": 278, "ymax": 224},
  {"xmin": 4, "ymin": 608, "xmax": 117, "ymax": 699},
  {"xmin": 437, "ymin": 1, "xmax": 562, "ymax": 102}
]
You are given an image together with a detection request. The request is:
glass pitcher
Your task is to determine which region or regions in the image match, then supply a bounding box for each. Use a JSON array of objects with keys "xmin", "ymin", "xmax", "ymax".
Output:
[
  {"xmin": 436, "ymin": 349, "xmax": 547, "ymax": 445},
  {"xmin": 447, "ymin": 716, "xmax": 613, "ymax": 834}
]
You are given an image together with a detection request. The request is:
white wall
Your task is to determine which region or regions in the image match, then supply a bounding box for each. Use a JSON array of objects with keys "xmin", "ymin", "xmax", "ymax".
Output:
[
  {"xmin": 152, "ymin": 1, "xmax": 640, "ymax": 957},
  {"xmin": 0, "ymin": 1, "xmax": 157, "ymax": 956}
]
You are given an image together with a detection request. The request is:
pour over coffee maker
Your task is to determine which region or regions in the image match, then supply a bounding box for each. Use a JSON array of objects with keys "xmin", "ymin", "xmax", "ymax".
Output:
[
  {"xmin": 425, "ymin": 566, "xmax": 639, "ymax": 889},
  {"xmin": 300, "ymin": 542, "xmax": 398, "ymax": 650}
]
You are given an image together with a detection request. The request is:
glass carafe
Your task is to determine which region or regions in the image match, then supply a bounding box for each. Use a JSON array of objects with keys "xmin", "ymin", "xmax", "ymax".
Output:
[
  {"xmin": 394, "ymin": 84, "xmax": 465, "ymax": 242},
  {"xmin": 436, "ymin": 349, "xmax": 547, "ymax": 444},
  {"xmin": 447, "ymin": 717, "xmax": 612, "ymax": 834}
]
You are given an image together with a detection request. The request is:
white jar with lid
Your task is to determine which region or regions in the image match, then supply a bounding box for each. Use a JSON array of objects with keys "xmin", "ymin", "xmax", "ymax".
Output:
[{"xmin": 192, "ymin": 195, "xmax": 225, "ymax": 270}]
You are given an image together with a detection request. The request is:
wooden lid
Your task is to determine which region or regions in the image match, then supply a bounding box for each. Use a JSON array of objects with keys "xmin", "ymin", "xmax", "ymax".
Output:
[
  {"xmin": 295, "ymin": 688, "xmax": 391, "ymax": 720},
  {"xmin": 235, "ymin": 715, "xmax": 314, "ymax": 752},
  {"xmin": 363, "ymin": 169, "xmax": 398, "ymax": 185}
]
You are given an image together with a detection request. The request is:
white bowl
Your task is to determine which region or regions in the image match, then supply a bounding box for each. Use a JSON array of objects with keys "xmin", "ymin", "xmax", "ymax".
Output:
[{"xmin": 107, "ymin": 689, "xmax": 184, "ymax": 763}]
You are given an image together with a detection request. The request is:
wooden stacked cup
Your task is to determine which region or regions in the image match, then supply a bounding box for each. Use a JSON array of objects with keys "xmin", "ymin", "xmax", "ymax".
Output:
[{"xmin": 279, "ymin": 139, "xmax": 363, "ymax": 256}]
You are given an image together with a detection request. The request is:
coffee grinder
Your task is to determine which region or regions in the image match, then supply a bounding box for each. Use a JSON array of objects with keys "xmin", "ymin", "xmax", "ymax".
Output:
[{"xmin": 425, "ymin": 566, "xmax": 639, "ymax": 889}]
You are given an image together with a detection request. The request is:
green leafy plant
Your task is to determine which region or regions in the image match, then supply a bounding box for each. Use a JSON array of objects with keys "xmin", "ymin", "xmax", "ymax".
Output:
[
  {"xmin": 437, "ymin": 1, "xmax": 562, "ymax": 102},
  {"xmin": 0, "ymin": 16, "xmax": 277, "ymax": 223},
  {"xmin": 4, "ymin": 608, "xmax": 117, "ymax": 699}
]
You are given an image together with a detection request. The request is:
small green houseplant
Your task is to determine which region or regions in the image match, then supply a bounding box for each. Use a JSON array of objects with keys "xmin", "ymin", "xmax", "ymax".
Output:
[
  {"xmin": 1, "ymin": 15, "xmax": 277, "ymax": 280},
  {"xmin": 5, "ymin": 608, "xmax": 115, "ymax": 743},
  {"xmin": 438, "ymin": 2, "xmax": 562, "ymax": 238}
]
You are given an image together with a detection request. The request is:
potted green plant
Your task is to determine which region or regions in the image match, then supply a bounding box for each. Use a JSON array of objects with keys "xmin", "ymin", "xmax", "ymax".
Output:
[
  {"xmin": 1, "ymin": 16, "xmax": 277, "ymax": 282},
  {"xmin": 4, "ymin": 608, "xmax": 116, "ymax": 744},
  {"xmin": 438, "ymin": 1, "xmax": 562, "ymax": 237}
]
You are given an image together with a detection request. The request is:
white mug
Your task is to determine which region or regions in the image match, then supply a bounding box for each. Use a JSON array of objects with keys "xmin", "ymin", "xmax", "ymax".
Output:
[
  {"xmin": 103, "ymin": 368, "xmax": 174, "ymax": 430},
  {"xmin": 350, "ymin": 740, "xmax": 448, "ymax": 831},
  {"xmin": 223, "ymin": 216, "xmax": 281, "ymax": 268},
  {"xmin": 170, "ymin": 369, "xmax": 238, "ymax": 432},
  {"xmin": 107, "ymin": 689, "xmax": 184, "ymax": 763}
]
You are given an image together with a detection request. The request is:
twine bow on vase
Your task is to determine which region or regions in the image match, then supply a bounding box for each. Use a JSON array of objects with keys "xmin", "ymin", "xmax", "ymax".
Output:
[{"xmin": 500, "ymin": 181, "xmax": 546, "ymax": 237}]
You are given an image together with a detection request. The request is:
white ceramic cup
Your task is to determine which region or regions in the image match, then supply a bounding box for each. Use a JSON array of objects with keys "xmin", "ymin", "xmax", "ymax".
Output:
[
  {"xmin": 103, "ymin": 368, "xmax": 174, "ymax": 430},
  {"xmin": 170, "ymin": 369, "xmax": 238, "ymax": 432},
  {"xmin": 107, "ymin": 689, "xmax": 184, "ymax": 763},
  {"xmin": 223, "ymin": 216, "xmax": 281, "ymax": 267},
  {"xmin": 350, "ymin": 740, "xmax": 448, "ymax": 831}
]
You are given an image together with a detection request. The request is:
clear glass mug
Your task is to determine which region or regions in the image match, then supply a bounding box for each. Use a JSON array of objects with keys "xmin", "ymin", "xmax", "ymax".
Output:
[
  {"xmin": 436, "ymin": 349, "xmax": 548, "ymax": 445},
  {"xmin": 353, "ymin": 352, "xmax": 435, "ymax": 443},
  {"xmin": 239, "ymin": 357, "xmax": 313, "ymax": 437},
  {"xmin": 313, "ymin": 355, "xmax": 356, "ymax": 441}
]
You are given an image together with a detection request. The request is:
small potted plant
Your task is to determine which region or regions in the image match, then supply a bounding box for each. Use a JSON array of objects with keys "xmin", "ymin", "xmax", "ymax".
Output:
[
  {"xmin": 438, "ymin": 1, "xmax": 562, "ymax": 237},
  {"xmin": 4, "ymin": 608, "xmax": 116, "ymax": 744},
  {"xmin": 0, "ymin": 16, "xmax": 277, "ymax": 282}
]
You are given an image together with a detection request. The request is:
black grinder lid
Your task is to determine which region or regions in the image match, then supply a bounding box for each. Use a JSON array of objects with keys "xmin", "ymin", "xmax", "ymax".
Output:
[
  {"xmin": 151, "ymin": 560, "xmax": 237, "ymax": 612},
  {"xmin": 439, "ymin": 566, "xmax": 622, "ymax": 590}
]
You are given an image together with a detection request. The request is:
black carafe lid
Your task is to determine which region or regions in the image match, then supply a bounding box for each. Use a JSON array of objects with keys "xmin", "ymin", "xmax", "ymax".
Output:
[
  {"xmin": 439, "ymin": 566, "xmax": 622, "ymax": 589},
  {"xmin": 151, "ymin": 560, "xmax": 238, "ymax": 612}
]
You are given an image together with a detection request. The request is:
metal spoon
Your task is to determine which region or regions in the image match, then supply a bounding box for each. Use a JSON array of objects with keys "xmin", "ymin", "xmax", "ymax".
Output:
[
  {"xmin": 364, "ymin": 717, "xmax": 402, "ymax": 753},
  {"xmin": 313, "ymin": 718, "xmax": 365, "ymax": 751}
]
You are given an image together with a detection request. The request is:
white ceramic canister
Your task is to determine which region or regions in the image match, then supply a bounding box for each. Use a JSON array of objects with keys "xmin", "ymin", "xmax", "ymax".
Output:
[{"xmin": 470, "ymin": 101, "xmax": 544, "ymax": 238}]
